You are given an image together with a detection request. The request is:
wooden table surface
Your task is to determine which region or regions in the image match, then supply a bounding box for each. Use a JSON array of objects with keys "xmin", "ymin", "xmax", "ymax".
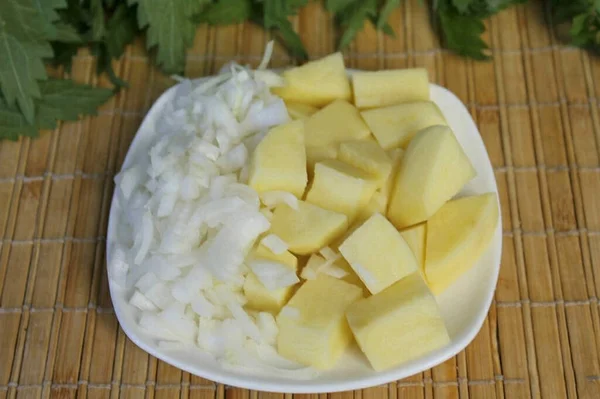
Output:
[{"xmin": 1, "ymin": 1, "xmax": 599, "ymax": 398}]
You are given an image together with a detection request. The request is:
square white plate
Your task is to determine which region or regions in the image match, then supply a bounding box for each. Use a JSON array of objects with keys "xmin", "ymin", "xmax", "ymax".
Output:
[{"xmin": 106, "ymin": 73, "xmax": 502, "ymax": 394}]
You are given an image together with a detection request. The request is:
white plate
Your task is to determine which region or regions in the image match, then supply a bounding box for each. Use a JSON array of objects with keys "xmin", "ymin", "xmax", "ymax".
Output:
[{"xmin": 106, "ymin": 73, "xmax": 502, "ymax": 394}]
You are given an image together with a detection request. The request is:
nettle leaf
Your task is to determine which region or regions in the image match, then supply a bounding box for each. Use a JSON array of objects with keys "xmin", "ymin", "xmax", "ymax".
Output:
[
  {"xmin": 262, "ymin": 0, "xmax": 308, "ymax": 60},
  {"xmin": 377, "ymin": 0, "xmax": 401, "ymax": 31},
  {"xmin": 0, "ymin": 0, "xmax": 56, "ymax": 123},
  {"xmin": 130, "ymin": 0, "xmax": 204, "ymax": 74},
  {"xmin": 337, "ymin": 0, "xmax": 378, "ymax": 50},
  {"xmin": 105, "ymin": 4, "xmax": 139, "ymax": 58},
  {"xmin": 325, "ymin": 0, "xmax": 356, "ymax": 14},
  {"xmin": 197, "ymin": 0, "xmax": 253, "ymax": 25},
  {"xmin": 437, "ymin": 5, "xmax": 490, "ymax": 60},
  {"xmin": 451, "ymin": 0, "xmax": 474, "ymax": 14},
  {"xmin": 91, "ymin": 0, "xmax": 106, "ymax": 40},
  {"xmin": 0, "ymin": 96, "xmax": 39, "ymax": 140}
]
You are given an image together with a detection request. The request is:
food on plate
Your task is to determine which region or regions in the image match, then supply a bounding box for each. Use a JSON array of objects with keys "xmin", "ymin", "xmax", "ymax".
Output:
[
  {"xmin": 248, "ymin": 120, "xmax": 307, "ymax": 198},
  {"xmin": 346, "ymin": 273, "xmax": 450, "ymax": 371},
  {"xmin": 270, "ymin": 201, "xmax": 348, "ymax": 255},
  {"xmin": 285, "ymin": 101, "xmax": 319, "ymax": 119},
  {"xmin": 339, "ymin": 213, "xmax": 419, "ymax": 294},
  {"xmin": 276, "ymin": 274, "xmax": 363, "ymax": 369},
  {"xmin": 352, "ymin": 68, "xmax": 430, "ymax": 109},
  {"xmin": 388, "ymin": 125, "xmax": 476, "ymax": 229},
  {"xmin": 425, "ymin": 193, "xmax": 499, "ymax": 294},
  {"xmin": 304, "ymin": 100, "xmax": 371, "ymax": 166},
  {"xmin": 272, "ymin": 52, "xmax": 351, "ymax": 106},
  {"xmin": 400, "ymin": 223, "xmax": 427, "ymax": 275},
  {"xmin": 305, "ymin": 159, "xmax": 377, "ymax": 222},
  {"xmin": 361, "ymin": 101, "xmax": 448, "ymax": 150},
  {"xmin": 243, "ymin": 244, "xmax": 299, "ymax": 313},
  {"xmin": 338, "ymin": 139, "xmax": 392, "ymax": 188},
  {"xmin": 110, "ymin": 46, "xmax": 498, "ymax": 377}
]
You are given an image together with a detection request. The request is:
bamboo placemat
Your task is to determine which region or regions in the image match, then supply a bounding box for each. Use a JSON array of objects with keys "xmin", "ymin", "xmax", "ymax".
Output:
[{"xmin": 1, "ymin": 1, "xmax": 599, "ymax": 398}]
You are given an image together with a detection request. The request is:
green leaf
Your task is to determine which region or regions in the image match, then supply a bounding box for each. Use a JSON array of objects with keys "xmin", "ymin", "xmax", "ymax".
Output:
[
  {"xmin": 0, "ymin": 79, "xmax": 113, "ymax": 140},
  {"xmin": 34, "ymin": 78, "xmax": 113, "ymax": 129},
  {"xmin": 325, "ymin": 0, "xmax": 356, "ymax": 14},
  {"xmin": 377, "ymin": 0, "xmax": 401, "ymax": 30},
  {"xmin": 261, "ymin": 0, "xmax": 308, "ymax": 60},
  {"xmin": 196, "ymin": 0, "xmax": 252, "ymax": 25},
  {"xmin": 53, "ymin": 21, "xmax": 82, "ymax": 42},
  {"xmin": 0, "ymin": 0, "xmax": 56, "ymax": 123},
  {"xmin": 91, "ymin": 0, "xmax": 106, "ymax": 40},
  {"xmin": 105, "ymin": 4, "xmax": 138, "ymax": 58},
  {"xmin": 337, "ymin": 0, "xmax": 377, "ymax": 50},
  {"xmin": 452, "ymin": 0, "xmax": 474, "ymax": 14},
  {"xmin": 129, "ymin": 0, "xmax": 203, "ymax": 74},
  {"xmin": 275, "ymin": 18, "xmax": 308, "ymax": 60},
  {"xmin": 437, "ymin": 4, "xmax": 490, "ymax": 60}
]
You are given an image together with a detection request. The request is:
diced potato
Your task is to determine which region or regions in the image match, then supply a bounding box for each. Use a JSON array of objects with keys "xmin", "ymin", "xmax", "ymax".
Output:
[
  {"xmin": 356, "ymin": 191, "xmax": 387, "ymax": 223},
  {"xmin": 388, "ymin": 125, "xmax": 476, "ymax": 229},
  {"xmin": 248, "ymin": 120, "xmax": 308, "ymax": 198},
  {"xmin": 243, "ymin": 244, "xmax": 299, "ymax": 313},
  {"xmin": 400, "ymin": 223, "xmax": 427, "ymax": 275},
  {"xmin": 352, "ymin": 68, "xmax": 430, "ymax": 109},
  {"xmin": 272, "ymin": 53, "xmax": 351, "ymax": 106},
  {"xmin": 285, "ymin": 101, "xmax": 319, "ymax": 120},
  {"xmin": 277, "ymin": 274, "xmax": 363, "ymax": 369},
  {"xmin": 305, "ymin": 160, "xmax": 377, "ymax": 222},
  {"xmin": 361, "ymin": 101, "xmax": 447, "ymax": 150},
  {"xmin": 380, "ymin": 148, "xmax": 404, "ymax": 200},
  {"xmin": 270, "ymin": 200, "xmax": 348, "ymax": 255},
  {"xmin": 346, "ymin": 273, "xmax": 450, "ymax": 371},
  {"xmin": 304, "ymin": 100, "xmax": 371, "ymax": 166},
  {"xmin": 338, "ymin": 139, "xmax": 392, "ymax": 188},
  {"xmin": 426, "ymin": 193, "xmax": 499, "ymax": 294},
  {"xmin": 339, "ymin": 213, "xmax": 419, "ymax": 294}
]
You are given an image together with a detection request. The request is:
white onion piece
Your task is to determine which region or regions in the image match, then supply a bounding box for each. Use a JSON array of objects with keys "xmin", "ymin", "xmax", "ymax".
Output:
[
  {"xmin": 248, "ymin": 260, "xmax": 299, "ymax": 291},
  {"xmin": 260, "ymin": 191, "xmax": 298, "ymax": 210},
  {"xmin": 129, "ymin": 290, "xmax": 157, "ymax": 311},
  {"xmin": 260, "ymin": 234, "xmax": 288, "ymax": 254}
]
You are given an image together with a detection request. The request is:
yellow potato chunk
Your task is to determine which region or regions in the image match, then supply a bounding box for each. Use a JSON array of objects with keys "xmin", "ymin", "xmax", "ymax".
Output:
[
  {"xmin": 361, "ymin": 101, "xmax": 448, "ymax": 150},
  {"xmin": 277, "ymin": 274, "xmax": 363, "ymax": 369},
  {"xmin": 248, "ymin": 120, "xmax": 308, "ymax": 198},
  {"xmin": 304, "ymin": 100, "xmax": 371, "ymax": 166},
  {"xmin": 352, "ymin": 68, "xmax": 430, "ymax": 109},
  {"xmin": 305, "ymin": 160, "xmax": 377, "ymax": 222},
  {"xmin": 285, "ymin": 101, "xmax": 319, "ymax": 120},
  {"xmin": 243, "ymin": 244, "xmax": 299, "ymax": 313},
  {"xmin": 270, "ymin": 200, "xmax": 348, "ymax": 255},
  {"xmin": 388, "ymin": 125, "xmax": 476, "ymax": 229},
  {"xmin": 346, "ymin": 273, "xmax": 450, "ymax": 371},
  {"xmin": 380, "ymin": 148, "xmax": 404, "ymax": 201},
  {"xmin": 339, "ymin": 213, "xmax": 419, "ymax": 294},
  {"xmin": 272, "ymin": 52, "xmax": 351, "ymax": 106},
  {"xmin": 338, "ymin": 139, "xmax": 392, "ymax": 188},
  {"xmin": 356, "ymin": 191, "xmax": 387, "ymax": 223},
  {"xmin": 426, "ymin": 193, "xmax": 499, "ymax": 294},
  {"xmin": 400, "ymin": 223, "xmax": 427, "ymax": 276}
]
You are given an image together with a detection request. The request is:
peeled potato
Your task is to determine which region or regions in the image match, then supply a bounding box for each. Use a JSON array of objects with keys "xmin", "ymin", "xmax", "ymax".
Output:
[{"xmin": 352, "ymin": 68, "xmax": 430, "ymax": 109}]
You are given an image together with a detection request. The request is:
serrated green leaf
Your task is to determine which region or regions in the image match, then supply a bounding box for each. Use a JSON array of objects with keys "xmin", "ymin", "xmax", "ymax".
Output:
[
  {"xmin": 53, "ymin": 21, "xmax": 82, "ymax": 42},
  {"xmin": 34, "ymin": 78, "xmax": 113, "ymax": 129},
  {"xmin": 196, "ymin": 0, "xmax": 252, "ymax": 25},
  {"xmin": 91, "ymin": 0, "xmax": 106, "ymax": 40},
  {"xmin": 437, "ymin": 4, "xmax": 490, "ymax": 60},
  {"xmin": 275, "ymin": 18, "xmax": 308, "ymax": 60},
  {"xmin": 0, "ymin": 96, "xmax": 39, "ymax": 140},
  {"xmin": 325, "ymin": 0, "xmax": 356, "ymax": 14},
  {"xmin": 105, "ymin": 4, "xmax": 138, "ymax": 58},
  {"xmin": 377, "ymin": 0, "xmax": 401, "ymax": 30},
  {"xmin": 129, "ymin": 0, "xmax": 203, "ymax": 74},
  {"xmin": 260, "ymin": 0, "xmax": 308, "ymax": 60},
  {"xmin": 337, "ymin": 0, "xmax": 377, "ymax": 50},
  {"xmin": 452, "ymin": 0, "xmax": 474, "ymax": 14},
  {"xmin": 0, "ymin": 0, "xmax": 57, "ymax": 123},
  {"xmin": 50, "ymin": 42, "xmax": 80, "ymax": 71}
]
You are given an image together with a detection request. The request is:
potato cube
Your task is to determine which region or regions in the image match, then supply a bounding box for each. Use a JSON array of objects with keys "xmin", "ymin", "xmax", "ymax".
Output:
[
  {"xmin": 306, "ymin": 159, "xmax": 377, "ymax": 222},
  {"xmin": 248, "ymin": 120, "xmax": 308, "ymax": 198},
  {"xmin": 277, "ymin": 274, "xmax": 363, "ymax": 369},
  {"xmin": 400, "ymin": 223, "xmax": 427, "ymax": 275},
  {"xmin": 426, "ymin": 193, "xmax": 499, "ymax": 294},
  {"xmin": 352, "ymin": 69, "xmax": 430, "ymax": 109},
  {"xmin": 361, "ymin": 101, "xmax": 448, "ymax": 150},
  {"xmin": 272, "ymin": 52, "xmax": 351, "ymax": 106},
  {"xmin": 388, "ymin": 125, "xmax": 476, "ymax": 229},
  {"xmin": 270, "ymin": 200, "xmax": 348, "ymax": 255},
  {"xmin": 304, "ymin": 100, "xmax": 371, "ymax": 166},
  {"xmin": 338, "ymin": 139, "xmax": 392, "ymax": 188},
  {"xmin": 346, "ymin": 273, "xmax": 450, "ymax": 371},
  {"xmin": 339, "ymin": 213, "xmax": 419, "ymax": 294},
  {"xmin": 285, "ymin": 101, "xmax": 319, "ymax": 120}
]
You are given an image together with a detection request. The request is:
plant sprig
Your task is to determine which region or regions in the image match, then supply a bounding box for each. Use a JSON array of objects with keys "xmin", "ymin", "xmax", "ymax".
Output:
[{"xmin": 2, "ymin": 0, "xmax": 599, "ymax": 141}]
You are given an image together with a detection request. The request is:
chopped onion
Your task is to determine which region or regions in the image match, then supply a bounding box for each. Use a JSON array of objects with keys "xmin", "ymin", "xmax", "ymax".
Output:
[
  {"xmin": 260, "ymin": 234, "xmax": 288, "ymax": 254},
  {"xmin": 260, "ymin": 191, "xmax": 298, "ymax": 210},
  {"xmin": 248, "ymin": 260, "xmax": 299, "ymax": 291}
]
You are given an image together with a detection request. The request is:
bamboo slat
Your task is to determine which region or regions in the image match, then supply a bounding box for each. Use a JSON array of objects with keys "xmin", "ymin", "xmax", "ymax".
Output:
[{"xmin": 1, "ymin": 1, "xmax": 599, "ymax": 398}]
